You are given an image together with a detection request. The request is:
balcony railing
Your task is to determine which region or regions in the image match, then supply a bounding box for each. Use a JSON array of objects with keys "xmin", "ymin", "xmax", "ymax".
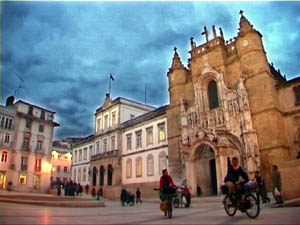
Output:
[
  {"xmin": 91, "ymin": 149, "xmax": 119, "ymax": 161},
  {"xmin": 21, "ymin": 146, "xmax": 31, "ymax": 151}
]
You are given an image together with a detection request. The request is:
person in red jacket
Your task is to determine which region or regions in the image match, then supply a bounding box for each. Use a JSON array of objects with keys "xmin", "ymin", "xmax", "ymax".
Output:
[{"xmin": 159, "ymin": 169, "xmax": 176, "ymax": 195}]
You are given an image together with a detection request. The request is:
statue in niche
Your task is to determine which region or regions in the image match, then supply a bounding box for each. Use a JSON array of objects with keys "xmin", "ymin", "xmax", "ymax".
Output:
[{"xmin": 233, "ymin": 99, "xmax": 239, "ymax": 113}]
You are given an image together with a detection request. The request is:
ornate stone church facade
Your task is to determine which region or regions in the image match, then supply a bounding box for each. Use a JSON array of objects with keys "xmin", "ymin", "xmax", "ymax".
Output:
[{"xmin": 166, "ymin": 12, "xmax": 300, "ymax": 198}]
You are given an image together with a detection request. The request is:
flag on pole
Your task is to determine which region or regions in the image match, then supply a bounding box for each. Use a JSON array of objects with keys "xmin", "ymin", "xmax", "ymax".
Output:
[{"xmin": 110, "ymin": 74, "xmax": 115, "ymax": 81}]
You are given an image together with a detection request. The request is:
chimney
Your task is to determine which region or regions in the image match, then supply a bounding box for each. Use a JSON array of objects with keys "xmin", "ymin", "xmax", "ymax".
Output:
[{"xmin": 6, "ymin": 96, "xmax": 15, "ymax": 107}]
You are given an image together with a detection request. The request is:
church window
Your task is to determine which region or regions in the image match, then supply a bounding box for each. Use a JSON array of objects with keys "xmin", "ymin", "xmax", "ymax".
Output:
[
  {"xmin": 293, "ymin": 85, "xmax": 300, "ymax": 104},
  {"xmin": 208, "ymin": 80, "xmax": 219, "ymax": 109}
]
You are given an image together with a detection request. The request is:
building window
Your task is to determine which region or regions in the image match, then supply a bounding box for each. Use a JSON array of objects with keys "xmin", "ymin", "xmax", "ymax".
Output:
[
  {"xmin": 83, "ymin": 148, "xmax": 87, "ymax": 160},
  {"xmin": 4, "ymin": 133, "xmax": 10, "ymax": 144},
  {"xmin": 64, "ymin": 166, "xmax": 68, "ymax": 173},
  {"xmin": 158, "ymin": 123, "xmax": 166, "ymax": 143},
  {"xmin": 208, "ymin": 80, "xmax": 219, "ymax": 109},
  {"xmin": 79, "ymin": 149, "xmax": 82, "ymax": 162},
  {"xmin": 159, "ymin": 152, "xmax": 167, "ymax": 173},
  {"xmin": 89, "ymin": 145, "xmax": 93, "ymax": 158},
  {"xmin": 293, "ymin": 85, "xmax": 300, "ymax": 104},
  {"xmin": 74, "ymin": 151, "xmax": 77, "ymax": 163},
  {"xmin": 103, "ymin": 139, "xmax": 107, "ymax": 152},
  {"xmin": 21, "ymin": 156, "xmax": 28, "ymax": 171},
  {"xmin": 35, "ymin": 158, "xmax": 42, "ymax": 172},
  {"xmin": 73, "ymin": 168, "xmax": 77, "ymax": 181},
  {"xmin": 100, "ymin": 166, "xmax": 105, "ymax": 186},
  {"xmin": 57, "ymin": 165, "xmax": 61, "ymax": 172},
  {"xmin": 111, "ymin": 136, "xmax": 115, "ymax": 150},
  {"xmin": 107, "ymin": 165, "xmax": 113, "ymax": 186},
  {"xmin": 104, "ymin": 115, "xmax": 108, "ymax": 128},
  {"xmin": 28, "ymin": 106, "xmax": 33, "ymax": 116},
  {"xmin": 36, "ymin": 140, "xmax": 43, "ymax": 151},
  {"xmin": 5, "ymin": 118, "xmax": 9, "ymax": 129},
  {"xmin": 8, "ymin": 119, "xmax": 13, "ymax": 130},
  {"xmin": 130, "ymin": 114, "xmax": 135, "ymax": 120},
  {"xmin": 78, "ymin": 168, "xmax": 81, "ymax": 182},
  {"xmin": 26, "ymin": 119, "xmax": 31, "ymax": 129},
  {"xmin": 1, "ymin": 117, "xmax": 4, "ymax": 127},
  {"xmin": 136, "ymin": 157, "xmax": 142, "ymax": 177},
  {"xmin": 147, "ymin": 154, "xmax": 154, "ymax": 176},
  {"xmin": 19, "ymin": 173, "xmax": 27, "ymax": 184},
  {"xmin": 97, "ymin": 118, "xmax": 101, "ymax": 132},
  {"xmin": 126, "ymin": 134, "xmax": 132, "ymax": 150},
  {"xmin": 136, "ymin": 130, "xmax": 142, "ymax": 148},
  {"xmin": 126, "ymin": 158, "xmax": 132, "ymax": 178},
  {"xmin": 83, "ymin": 167, "xmax": 86, "ymax": 182},
  {"xmin": 40, "ymin": 111, "xmax": 45, "ymax": 120},
  {"xmin": 39, "ymin": 124, "xmax": 44, "ymax": 132},
  {"xmin": 96, "ymin": 142, "xmax": 100, "ymax": 154},
  {"xmin": 112, "ymin": 112, "xmax": 116, "ymax": 125},
  {"xmin": 146, "ymin": 127, "xmax": 153, "ymax": 146},
  {"xmin": 22, "ymin": 137, "xmax": 30, "ymax": 149},
  {"xmin": 1, "ymin": 151, "xmax": 8, "ymax": 162}
]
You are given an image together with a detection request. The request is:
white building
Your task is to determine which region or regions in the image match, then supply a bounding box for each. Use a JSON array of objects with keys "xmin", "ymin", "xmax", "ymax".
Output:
[
  {"xmin": 121, "ymin": 106, "xmax": 168, "ymax": 194},
  {"xmin": 90, "ymin": 94, "xmax": 155, "ymax": 199},
  {"xmin": 72, "ymin": 135, "xmax": 94, "ymax": 186},
  {"xmin": 0, "ymin": 96, "xmax": 59, "ymax": 192}
]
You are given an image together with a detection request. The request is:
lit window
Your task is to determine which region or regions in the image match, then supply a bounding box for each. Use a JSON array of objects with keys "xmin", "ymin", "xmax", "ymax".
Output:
[
  {"xmin": 126, "ymin": 158, "xmax": 132, "ymax": 178},
  {"xmin": 19, "ymin": 173, "xmax": 27, "ymax": 184},
  {"xmin": 136, "ymin": 157, "xmax": 142, "ymax": 177},
  {"xmin": 1, "ymin": 151, "xmax": 8, "ymax": 162},
  {"xmin": 158, "ymin": 123, "xmax": 166, "ymax": 142},
  {"xmin": 146, "ymin": 127, "xmax": 153, "ymax": 146},
  {"xmin": 35, "ymin": 158, "xmax": 42, "ymax": 172}
]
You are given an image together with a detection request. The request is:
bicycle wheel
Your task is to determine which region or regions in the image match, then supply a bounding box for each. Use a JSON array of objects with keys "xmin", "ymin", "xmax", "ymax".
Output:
[
  {"xmin": 173, "ymin": 198, "xmax": 180, "ymax": 208},
  {"xmin": 167, "ymin": 197, "xmax": 173, "ymax": 218},
  {"xmin": 245, "ymin": 194, "xmax": 260, "ymax": 219},
  {"xmin": 223, "ymin": 195, "xmax": 237, "ymax": 217}
]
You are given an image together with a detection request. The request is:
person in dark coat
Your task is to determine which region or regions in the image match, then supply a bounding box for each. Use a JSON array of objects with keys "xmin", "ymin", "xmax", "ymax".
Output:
[
  {"xmin": 78, "ymin": 184, "xmax": 83, "ymax": 196},
  {"xmin": 255, "ymin": 171, "xmax": 270, "ymax": 203},
  {"xmin": 99, "ymin": 187, "xmax": 103, "ymax": 198},
  {"xmin": 120, "ymin": 189, "xmax": 128, "ymax": 206},
  {"xmin": 272, "ymin": 165, "xmax": 284, "ymax": 205},
  {"xmin": 85, "ymin": 184, "xmax": 89, "ymax": 194},
  {"xmin": 136, "ymin": 188, "xmax": 142, "ymax": 204},
  {"xmin": 91, "ymin": 187, "xmax": 96, "ymax": 198}
]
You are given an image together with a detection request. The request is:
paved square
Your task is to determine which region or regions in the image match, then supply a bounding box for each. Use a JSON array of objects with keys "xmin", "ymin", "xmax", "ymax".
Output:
[{"xmin": 1, "ymin": 199, "xmax": 300, "ymax": 224}]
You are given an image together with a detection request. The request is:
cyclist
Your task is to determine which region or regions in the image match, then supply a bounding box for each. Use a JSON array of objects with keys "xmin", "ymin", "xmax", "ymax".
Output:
[
  {"xmin": 159, "ymin": 169, "xmax": 176, "ymax": 200},
  {"xmin": 224, "ymin": 157, "xmax": 249, "ymax": 202}
]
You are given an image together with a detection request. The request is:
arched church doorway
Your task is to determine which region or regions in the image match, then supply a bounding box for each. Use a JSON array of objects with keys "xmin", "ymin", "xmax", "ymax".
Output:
[{"xmin": 195, "ymin": 144, "xmax": 218, "ymax": 196}]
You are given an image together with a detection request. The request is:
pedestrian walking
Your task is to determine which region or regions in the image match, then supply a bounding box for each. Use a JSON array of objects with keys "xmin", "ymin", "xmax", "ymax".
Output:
[
  {"xmin": 255, "ymin": 171, "xmax": 270, "ymax": 203},
  {"xmin": 91, "ymin": 187, "xmax": 96, "ymax": 198},
  {"xmin": 85, "ymin": 184, "xmax": 89, "ymax": 194},
  {"xmin": 272, "ymin": 165, "xmax": 284, "ymax": 207},
  {"xmin": 99, "ymin": 187, "xmax": 103, "ymax": 199},
  {"xmin": 120, "ymin": 188, "xmax": 128, "ymax": 206},
  {"xmin": 97, "ymin": 188, "xmax": 102, "ymax": 200},
  {"xmin": 136, "ymin": 188, "xmax": 142, "ymax": 204}
]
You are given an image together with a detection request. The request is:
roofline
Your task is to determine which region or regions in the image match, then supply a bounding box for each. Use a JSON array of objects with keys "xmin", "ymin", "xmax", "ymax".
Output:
[
  {"xmin": 95, "ymin": 96, "xmax": 155, "ymax": 114},
  {"xmin": 121, "ymin": 105, "xmax": 168, "ymax": 129},
  {"xmin": 15, "ymin": 100, "xmax": 56, "ymax": 114}
]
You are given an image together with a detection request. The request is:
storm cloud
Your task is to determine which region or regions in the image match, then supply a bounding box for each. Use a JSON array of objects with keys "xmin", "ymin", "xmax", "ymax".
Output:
[{"xmin": 2, "ymin": 1, "xmax": 300, "ymax": 139}]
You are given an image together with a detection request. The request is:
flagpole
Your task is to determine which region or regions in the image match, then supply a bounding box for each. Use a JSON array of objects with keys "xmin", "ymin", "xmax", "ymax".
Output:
[{"xmin": 109, "ymin": 74, "xmax": 111, "ymax": 96}]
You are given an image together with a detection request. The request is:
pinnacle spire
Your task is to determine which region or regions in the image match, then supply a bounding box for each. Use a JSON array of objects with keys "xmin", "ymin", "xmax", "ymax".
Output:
[
  {"xmin": 238, "ymin": 10, "xmax": 254, "ymax": 35},
  {"xmin": 170, "ymin": 47, "xmax": 184, "ymax": 70}
]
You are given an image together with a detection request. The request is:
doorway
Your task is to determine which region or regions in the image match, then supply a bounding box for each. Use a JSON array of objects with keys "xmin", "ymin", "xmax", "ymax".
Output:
[{"xmin": 0, "ymin": 172, "xmax": 6, "ymax": 189}]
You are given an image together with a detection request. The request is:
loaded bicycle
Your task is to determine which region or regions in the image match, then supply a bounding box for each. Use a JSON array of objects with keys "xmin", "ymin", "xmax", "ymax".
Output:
[
  {"xmin": 154, "ymin": 187, "xmax": 177, "ymax": 218},
  {"xmin": 221, "ymin": 181, "xmax": 260, "ymax": 219}
]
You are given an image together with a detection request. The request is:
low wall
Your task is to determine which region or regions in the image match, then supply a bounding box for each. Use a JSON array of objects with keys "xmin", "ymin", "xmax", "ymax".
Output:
[{"xmin": 275, "ymin": 160, "xmax": 300, "ymax": 200}]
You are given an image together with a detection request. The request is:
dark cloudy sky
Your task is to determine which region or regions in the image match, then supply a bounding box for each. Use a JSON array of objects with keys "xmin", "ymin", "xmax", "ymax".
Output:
[{"xmin": 2, "ymin": 1, "xmax": 300, "ymax": 140}]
